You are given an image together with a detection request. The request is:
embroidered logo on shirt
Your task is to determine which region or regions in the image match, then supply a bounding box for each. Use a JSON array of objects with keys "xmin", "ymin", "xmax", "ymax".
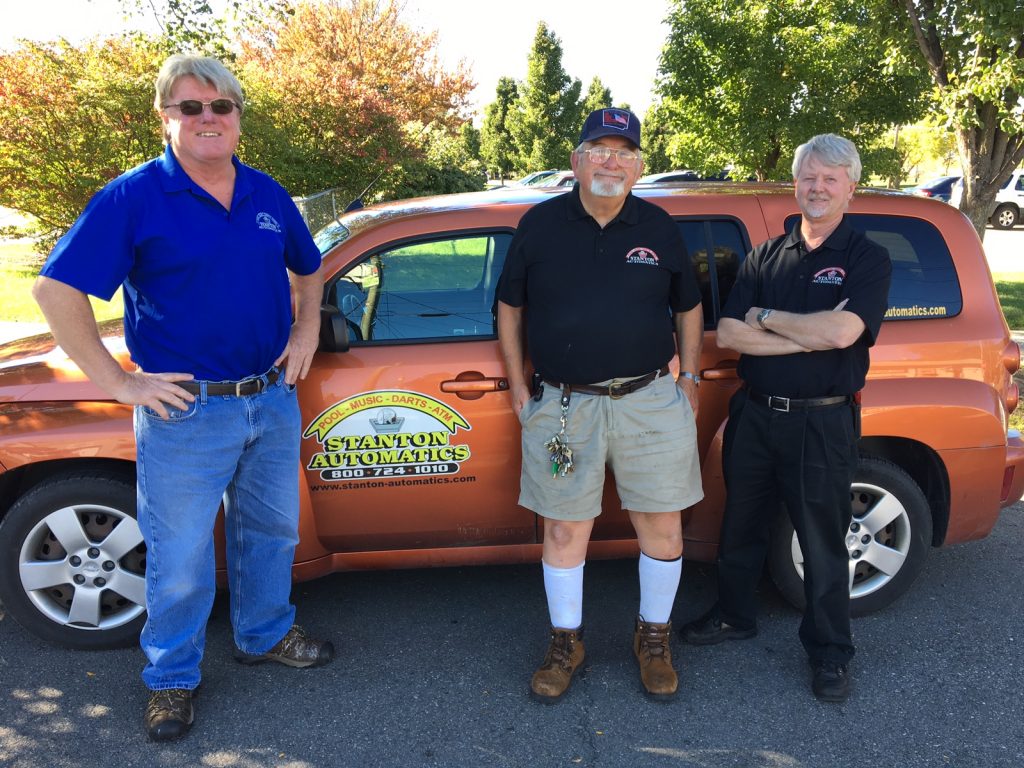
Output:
[
  {"xmin": 812, "ymin": 267, "xmax": 846, "ymax": 285},
  {"xmin": 625, "ymin": 247, "xmax": 659, "ymax": 266},
  {"xmin": 256, "ymin": 212, "xmax": 282, "ymax": 233}
]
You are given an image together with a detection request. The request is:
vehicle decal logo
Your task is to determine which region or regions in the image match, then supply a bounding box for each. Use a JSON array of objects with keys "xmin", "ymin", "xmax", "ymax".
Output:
[
  {"xmin": 303, "ymin": 390, "xmax": 472, "ymax": 483},
  {"xmin": 812, "ymin": 266, "xmax": 846, "ymax": 285},
  {"xmin": 625, "ymin": 247, "xmax": 659, "ymax": 266},
  {"xmin": 256, "ymin": 212, "xmax": 282, "ymax": 233}
]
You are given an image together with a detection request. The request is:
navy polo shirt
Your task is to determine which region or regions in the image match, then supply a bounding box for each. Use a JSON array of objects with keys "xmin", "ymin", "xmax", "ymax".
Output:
[
  {"xmin": 721, "ymin": 216, "xmax": 891, "ymax": 397},
  {"xmin": 41, "ymin": 145, "xmax": 321, "ymax": 381},
  {"xmin": 497, "ymin": 185, "xmax": 701, "ymax": 383}
]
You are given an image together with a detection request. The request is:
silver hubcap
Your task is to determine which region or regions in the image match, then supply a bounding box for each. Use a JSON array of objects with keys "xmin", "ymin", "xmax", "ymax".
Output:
[
  {"xmin": 997, "ymin": 209, "xmax": 1015, "ymax": 228},
  {"xmin": 18, "ymin": 504, "xmax": 146, "ymax": 630},
  {"xmin": 790, "ymin": 481, "xmax": 911, "ymax": 599}
]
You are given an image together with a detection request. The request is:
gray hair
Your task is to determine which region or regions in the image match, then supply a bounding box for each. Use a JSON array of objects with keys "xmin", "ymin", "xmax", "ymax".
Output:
[
  {"xmin": 792, "ymin": 134, "xmax": 861, "ymax": 183},
  {"xmin": 154, "ymin": 54, "xmax": 244, "ymax": 114}
]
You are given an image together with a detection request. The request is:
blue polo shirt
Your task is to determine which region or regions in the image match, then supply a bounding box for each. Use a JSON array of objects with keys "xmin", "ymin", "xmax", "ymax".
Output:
[{"xmin": 41, "ymin": 145, "xmax": 321, "ymax": 381}]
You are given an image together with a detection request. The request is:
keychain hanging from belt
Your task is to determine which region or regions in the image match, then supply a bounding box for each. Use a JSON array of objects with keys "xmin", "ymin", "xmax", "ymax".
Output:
[{"xmin": 545, "ymin": 386, "xmax": 574, "ymax": 477}]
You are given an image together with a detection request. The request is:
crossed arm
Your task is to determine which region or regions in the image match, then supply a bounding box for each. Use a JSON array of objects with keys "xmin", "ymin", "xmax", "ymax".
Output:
[{"xmin": 717, "ymin": 299, "xmax": 865, "ymax": 356}]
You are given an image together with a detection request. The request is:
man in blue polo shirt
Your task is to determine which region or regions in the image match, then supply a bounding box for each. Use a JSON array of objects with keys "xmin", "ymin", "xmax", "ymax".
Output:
[{"xmin": 33, "ymin": 54, "xmax": 331, "ymax": 742}]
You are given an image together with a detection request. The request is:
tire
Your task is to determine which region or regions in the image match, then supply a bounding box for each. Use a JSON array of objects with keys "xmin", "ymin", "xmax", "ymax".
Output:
[
  {"xmin": 991, "ymin": 204, "xmax": 1018, "ymax": 230},
  {"xmin": 0, "ymin": 473, "xmax": 146, "ymax": 649},
  {"xmin": 768, "ymin": 456, "xmax": 932, "ymax": 617}
]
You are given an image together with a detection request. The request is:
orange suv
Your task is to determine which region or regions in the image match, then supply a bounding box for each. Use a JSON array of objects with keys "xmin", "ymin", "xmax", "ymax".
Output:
[{"xmin": 1, "ymin": 183, "xmax": 1022, "ymax": 649}]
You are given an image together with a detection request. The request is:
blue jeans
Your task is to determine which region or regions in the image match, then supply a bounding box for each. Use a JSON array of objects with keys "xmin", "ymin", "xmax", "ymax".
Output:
[{"xmin": 134, "ymin": 372, "xmax": 300, "ymax": 691}]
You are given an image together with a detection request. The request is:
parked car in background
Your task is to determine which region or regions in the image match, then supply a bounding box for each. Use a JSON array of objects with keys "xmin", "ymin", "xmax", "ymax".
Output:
[
  {"xmin": 529, "ymin": 170, "xmax": 575, "ymax": 187},
  {"xmin": 949, "ymin": 169, "xmax": 1024, "ymax": 228},
  {"xmin": 911, "ymin": 175, "xmax": 960, "ymax": 204},
  {"xmin": 638, "ymin": 170, "xmax": 702, "ymax": 184},
  {"xmin": 2, "ymin": 183, "xmax": 1022, "ymax": 650}
]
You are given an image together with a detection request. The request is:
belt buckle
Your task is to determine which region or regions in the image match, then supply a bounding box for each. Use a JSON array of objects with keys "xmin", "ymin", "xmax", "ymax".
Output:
[
  {"xmin": 608, "ymin": 381, "xmax": 626, "ymax": 399},
  {"xmin": 235, "ymin": 380, "xmax": 245, "ymax": 397},
  {"xmin": 769, "ymin": 395, "xmax": 790, "ymax": 412}
]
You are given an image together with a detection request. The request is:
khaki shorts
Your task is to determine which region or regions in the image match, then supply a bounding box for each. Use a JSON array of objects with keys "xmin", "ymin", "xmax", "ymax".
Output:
[{"xmin": 517, "ymin": 372, "xmax": 704, "ymax": 521}]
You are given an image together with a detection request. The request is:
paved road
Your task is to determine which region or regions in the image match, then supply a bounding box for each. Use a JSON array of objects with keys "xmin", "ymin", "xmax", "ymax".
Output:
[{"xmin": 1, "ymin": 505, "xmax": 1022, "ymax": 768}]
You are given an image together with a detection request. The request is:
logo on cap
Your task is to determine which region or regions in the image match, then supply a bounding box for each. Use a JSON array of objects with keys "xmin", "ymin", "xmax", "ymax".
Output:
[{"xmin": 602, "ymin": 109, "xmax": 631, "ymax": 131}]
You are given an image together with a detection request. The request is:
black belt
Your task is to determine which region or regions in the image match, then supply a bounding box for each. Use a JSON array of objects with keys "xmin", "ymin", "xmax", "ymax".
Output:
[
  {"xmin": 179, "ymin": 369, "xmax": 279, "ymax": 397},
  {"xmin": 747, "ymin": 389, "xmax": 851, "ymax": 412},
  {"xmin": 545, "ymin": 366, "xmax": 670, "ymax": 399}
]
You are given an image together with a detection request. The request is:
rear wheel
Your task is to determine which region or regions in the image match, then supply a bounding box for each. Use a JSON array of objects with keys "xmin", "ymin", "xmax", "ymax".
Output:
[
  {"xmin": 0, "ymin": 473, "xmax": 146, "ymax": 649},
  {"xmin": 768, "ymin": 456, "xmax": 932, "ymax": 616},
  {"xmin": 991, "ymin": 204, "xmax": 1018, "ymax": 230}
]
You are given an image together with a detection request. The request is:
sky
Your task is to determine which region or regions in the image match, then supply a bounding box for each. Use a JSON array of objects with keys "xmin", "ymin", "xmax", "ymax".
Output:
[{"xmin": 0, "ymin": 0, "xmax": 674, "ymax": 119}]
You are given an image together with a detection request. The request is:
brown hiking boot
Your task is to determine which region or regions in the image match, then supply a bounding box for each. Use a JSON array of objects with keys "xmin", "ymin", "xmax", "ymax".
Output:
[
  {"xmin": 234, "ymin": 624, "xmax": 334, "ymax": 668},
  {"xmin": 145, "ymin": 687, "xmax": 195, "ymax": 742},
  {"xmin": 529, "ymin": 626, "xmax": 585, "ymax": 703},
  {"xmin": 633, "ymin": 618, "xmax": 678, "ymax": 700}
]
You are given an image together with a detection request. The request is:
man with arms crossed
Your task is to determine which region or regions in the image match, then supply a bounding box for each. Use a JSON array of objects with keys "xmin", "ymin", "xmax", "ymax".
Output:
[
  {"xmin": 682, "ymin": 134, "xmax": 891, "ymax": 703},
  {"xmin": 34, "ymin": 55, "xmax": 331, "ymax": 741},
  {"xmin": 497, "ymin": 108, "xmax": 704, "ymax": 702}
]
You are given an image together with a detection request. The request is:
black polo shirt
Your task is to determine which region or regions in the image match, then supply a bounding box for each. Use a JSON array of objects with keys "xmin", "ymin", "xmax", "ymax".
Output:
[
  {"xmin": 497, "ymin": 185, "xmax": 701, "ymax": 384},
  {"xmin": 721, "ymin": 216, "xmax": 891, "ymax": 398}
]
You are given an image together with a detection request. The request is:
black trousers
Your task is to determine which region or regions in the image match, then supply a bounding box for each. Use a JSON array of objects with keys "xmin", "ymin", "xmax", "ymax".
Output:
[{"xmin": 717, "ymin": 388, "xmax": 858, "ymax": 664}]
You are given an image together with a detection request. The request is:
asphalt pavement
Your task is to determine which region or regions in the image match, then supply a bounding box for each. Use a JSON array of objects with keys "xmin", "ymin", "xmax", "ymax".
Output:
[{"xmin": 1, "ymin": 504, "xmax": 1022, "ymax": 768}]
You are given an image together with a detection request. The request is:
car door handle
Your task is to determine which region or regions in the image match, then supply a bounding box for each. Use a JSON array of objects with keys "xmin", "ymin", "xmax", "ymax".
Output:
[{"xmin": 441, "ymin": 372, "xmax": 509, "ymax": 399}]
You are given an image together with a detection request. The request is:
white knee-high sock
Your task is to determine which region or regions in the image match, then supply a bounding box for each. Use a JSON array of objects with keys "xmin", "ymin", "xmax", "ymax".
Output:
[
  {"xmin": 542, "ymin": 560, "xmax": 584, "ymax": 630},
  {"xmin": 638, "ymin": 552, "xmax": 682, "ymax": 624}
]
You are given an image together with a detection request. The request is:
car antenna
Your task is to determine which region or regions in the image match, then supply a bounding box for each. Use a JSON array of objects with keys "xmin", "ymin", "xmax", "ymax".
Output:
[{"xmin": 342, "ymin": 119, "xmax": 439, "ymax": 214}]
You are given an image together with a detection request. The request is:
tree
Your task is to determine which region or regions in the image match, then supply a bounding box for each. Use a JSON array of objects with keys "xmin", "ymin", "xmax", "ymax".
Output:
[
  {"xmin": 507, "ymin": 23, "xmax": 582, "ymax": 172},
  {"xmin": 0, "ymin": 38, "xmax": 165, "ymax": 251},
  {"xmin": 657, "ymin": 0, "xmax": 929, "ymax": 181},
  {"xmin": 895, "ymin": 0, "xmax": 1024, "ymax": 239},
  {"xmin": 581, "ymin": 76, "xmax": 613, "ymax": 116},
  {"xmin": 480, "ymin": 77, "xmax": 518, "ymax": 182},
  {"xmin": 239, "ymin": 0, "xmax": 476, "ymax": 200}
]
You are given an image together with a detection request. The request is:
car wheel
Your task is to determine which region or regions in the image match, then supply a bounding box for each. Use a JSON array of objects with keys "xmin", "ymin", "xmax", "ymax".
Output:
[
  {"xmin": 768, "ymin": 456, "xmax": 932, "ymax": 617},
  {"xmin": 0, "ymin": 473, "xmax": 146, "ymax": 649},
  {"xmin": 991, "ymin": 204, "xmax": 1018, "ymax": 230}
]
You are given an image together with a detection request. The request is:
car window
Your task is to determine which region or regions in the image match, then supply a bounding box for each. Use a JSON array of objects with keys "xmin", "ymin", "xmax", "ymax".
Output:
[
  {"xmin": 677, "ymin": 218, "xmax": 749, "ymax": 327},
  {"xmin": 328, "ymin": 233, "xmax": 512, "ymax": 343},
  {"xmin": 1015, "ymin": 174, "xmax": 1024, "ymax": 192},
  {"xmin": 784, "ymin": 214, "xmax": 963, "ymax": 321}
]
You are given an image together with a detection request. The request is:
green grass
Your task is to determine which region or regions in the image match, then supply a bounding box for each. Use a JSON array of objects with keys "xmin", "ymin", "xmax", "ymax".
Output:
[
  {"xmin": 0, "ymin": 241, "xmax": 123, "ymax": 323},
  {"xmin": 993, "ymin": 274, "xmax": 1024, "ymax": 330}
]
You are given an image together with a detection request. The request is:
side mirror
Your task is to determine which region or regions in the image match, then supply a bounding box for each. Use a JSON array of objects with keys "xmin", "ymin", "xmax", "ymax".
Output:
[{"xmin": 319, "ymin": 305, "xmax": 350, "ymax": 353}]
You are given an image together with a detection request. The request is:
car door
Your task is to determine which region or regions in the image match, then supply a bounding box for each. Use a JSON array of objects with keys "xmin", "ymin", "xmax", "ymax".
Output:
[{"xmin": 298, "ymin": 229, "xmax": 534, "ymax": 552}]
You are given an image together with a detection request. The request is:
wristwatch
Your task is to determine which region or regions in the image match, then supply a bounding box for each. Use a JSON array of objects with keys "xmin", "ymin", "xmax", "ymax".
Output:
[
  {"xmin": 679, "ymin": 371, "xmax": 701, "ymax": 386},
  {"xmin": 756, "ymin": 308, "xmax": 774, "ymax": 329}
]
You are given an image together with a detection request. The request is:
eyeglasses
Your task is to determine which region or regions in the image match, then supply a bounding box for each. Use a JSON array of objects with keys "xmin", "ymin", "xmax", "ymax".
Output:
[
  {"xmin": 162, "ymin": 99, "xmax": 242, "ymax": 116},
  {"xmin": 581, "ymin": 146, "xmax": 640, "ymax": 165}
]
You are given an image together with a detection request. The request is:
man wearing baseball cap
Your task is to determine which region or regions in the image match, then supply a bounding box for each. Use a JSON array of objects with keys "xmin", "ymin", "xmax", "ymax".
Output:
[{"xmin": 496, "ymin": 108, "xmax": 704, "ymax": 702}]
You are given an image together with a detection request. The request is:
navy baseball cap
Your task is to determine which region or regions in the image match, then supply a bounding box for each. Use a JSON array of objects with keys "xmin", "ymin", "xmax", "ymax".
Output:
[{"xmin": 579, "ymin": 108, "xmax": 642, "ymax": 149}]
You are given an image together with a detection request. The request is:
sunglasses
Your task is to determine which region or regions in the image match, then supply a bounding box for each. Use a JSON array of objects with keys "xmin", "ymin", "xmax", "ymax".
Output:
[{"xmin": 162, "ymin": 99, "xmax": 242, "ymax": 116}]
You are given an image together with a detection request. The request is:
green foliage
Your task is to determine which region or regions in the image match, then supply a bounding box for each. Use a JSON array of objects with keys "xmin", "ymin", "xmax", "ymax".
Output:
[
  {"xmin": 657, "ymin": 0, "xmax": 929, "ymax": 180},
  {"xmin": 0, "ymin": 38, "xmax": 165, "ymax": 252},
  {"xmin": 581, "ymin": 77, "xmax": 613, "ymax": 116},
  {"xmin": 382, "ymin": 123, "xmax": 486, "ymax": 201},
  {"xmin": 480, "ymin": 77, "xmax": 519, "ymax": 181},
  {"xmin": 507, "ymin": 23, "xmax": 583, "ymax": 172},
  {"xmin": 894, "ymin": 0, "xmax": 1024, "ymax": 238}
]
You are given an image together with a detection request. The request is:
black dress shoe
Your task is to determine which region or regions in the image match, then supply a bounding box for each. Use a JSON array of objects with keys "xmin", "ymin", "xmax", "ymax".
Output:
[
  {"xmin": 811, "ymin": 660, "xmax": 850, "ymax": 703},
  {"xmin": 679, "ymin": 608, "xmax": 757, "ymax": 645}
]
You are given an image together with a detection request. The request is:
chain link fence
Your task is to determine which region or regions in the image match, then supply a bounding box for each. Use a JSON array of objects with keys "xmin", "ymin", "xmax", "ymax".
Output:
[{"xmin": 292, "ymin": 189, "xmax": 349, "ymax": 234}]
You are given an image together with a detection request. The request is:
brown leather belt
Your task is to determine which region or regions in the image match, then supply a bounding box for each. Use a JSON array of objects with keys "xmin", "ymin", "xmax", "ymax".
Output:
[
  {"xmin": 747, "ymin": 389, "xmax": 851, "ymax": 413},
  {"xmin": 545, "ymin": 366, "xmax": 670, "ymax": 399},
  {"xmin": 179, "ymin": 369, "xmax": 279, "ymax": 397}
]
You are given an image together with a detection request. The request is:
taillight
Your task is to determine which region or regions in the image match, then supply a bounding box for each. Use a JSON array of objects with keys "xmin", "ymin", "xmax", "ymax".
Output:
[
  {"xmin": 1008, "ymin": 381, "xmax": 1019, "ymax": 416},
  {"xmin": 920, "ymin": 189, "xmax": 935, "ymax": 197},
  {"xmin": 1003, "ymin": 340, "xmax": 1020, "ymax": 374}
]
